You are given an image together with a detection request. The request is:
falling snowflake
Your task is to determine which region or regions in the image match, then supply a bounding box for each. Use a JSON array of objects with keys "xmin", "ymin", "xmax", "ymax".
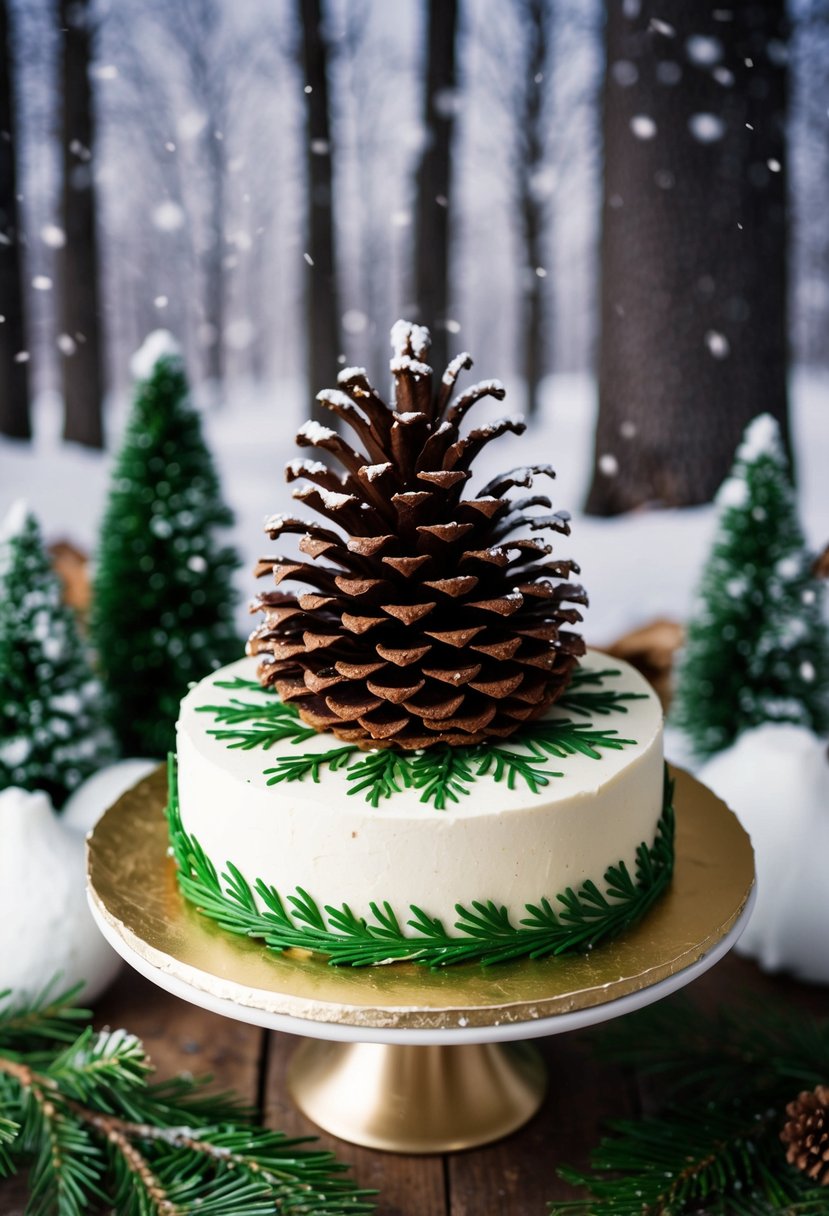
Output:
[
  {"xmin": 630, "ymin": 115, "xmax": 657, "ymax": 140},
  {"xmin": 152, "ymin": 201, "xmax": 185, "ymax": 232},
  {"xmin": 40, "ymin": 224, "xmax": 65, "ymax": 248},
  {"xmin": 705, "ymin": 330, "xmax": 730, "ymax": 359},
  {"xmin": 342, "ymin": 310, "xmax": 367, "ymax": 335},
  {"xmin": 689, "ymin": 113, "xmax": 726, "ymax": 143},
  {"xmin": 685, "ymin": 35, "xmax": 723, "ymax": 65}
]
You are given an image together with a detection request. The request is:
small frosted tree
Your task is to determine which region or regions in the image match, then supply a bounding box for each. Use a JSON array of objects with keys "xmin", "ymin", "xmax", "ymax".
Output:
[
  {"xmin": 0, "ymin": 503, "xmax": 116, "ymax": 806},
  {"xmin": 672, "ymin": 413, "xmax": 829, "ymax": 759},
  {"xmin": 91, "ymin": 332, "xmax": 241, "ymax": 757}
]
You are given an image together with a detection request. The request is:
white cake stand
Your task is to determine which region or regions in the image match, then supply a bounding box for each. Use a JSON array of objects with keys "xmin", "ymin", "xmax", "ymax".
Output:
[{"xmin": 87, "ymin": 766, "xmax": 755, "ymax": 1153}]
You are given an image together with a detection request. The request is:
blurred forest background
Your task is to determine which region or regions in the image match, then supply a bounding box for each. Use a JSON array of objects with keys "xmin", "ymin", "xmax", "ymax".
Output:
[{"xmin": 2, "ymin": 0, "xmax": 829, "ymax": 514}]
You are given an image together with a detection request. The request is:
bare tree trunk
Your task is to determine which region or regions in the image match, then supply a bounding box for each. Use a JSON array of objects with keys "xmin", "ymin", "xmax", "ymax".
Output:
[
  {"xmin": 414, "ymin": 0, "xmax": 457, "ymax": 376},
  {"xmin": 0, "ymin": 0, "xmax": 30, "ymax": 440},
  {"xmin": 58, "ymin": 0, "xmax": 105, "ymax": 449},
  {"xmin": 202, "ymin": 130, "xmax": 225, "ymax": 389},
  {"xmin": 586, "ymin": 0, "xmax": 789, "ymax": 514},
  {"xmin": 298, "ymin": 0, "xmax": 340, "ymax": 419},
  {"xmin": 517, "ymin": 0, "xmax": 549, "ymax": 418}
]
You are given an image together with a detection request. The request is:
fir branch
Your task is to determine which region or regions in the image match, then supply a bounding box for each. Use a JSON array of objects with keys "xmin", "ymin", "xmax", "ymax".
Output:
[
  {"xmin": 0, "ymin": 988, "xmax": 376, "ymax": 1216},
  {"xmin": 474, "ymin": 745, "xmax": 563, "ymax": 792},
  {"xmin": 166, "ymin": 760, "xmax": 675, "ymax": 968},
  {"xmin": 0, "ymin": 981, "xmax": 89, "ymax": 1048},
  {"xmin": 549, "ymin": 999, "xmax": 829, "ymax": 1215},
  {"xmin": 264, "ymin": 745, "xmax": 357, "ymax": 786},
  {"xmin": 346, "ymin": 749, "xmax": 413, "ymax": 806},
  {"xmin": 557, "ymin": 668, "xmax": 647, "ymax": 718},
  {"xmin": 410, "ymin": 746, "xmax": 476, "ymax": 808},
  {"xmin": 524, "ymin": 721, "xmax": 637, "ymax": 760},
  {"xmin": 197, "ymin": 666, "xmax": 642, "ymax": 808},
  {"xmin": 198, "ymin": 689, "xmax": 318, "ymax": 750}
]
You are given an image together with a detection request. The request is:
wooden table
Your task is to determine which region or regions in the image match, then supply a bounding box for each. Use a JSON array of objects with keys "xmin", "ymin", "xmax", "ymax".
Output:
[{"xmin": 2, "ymin": 953, "xmax": 827, "ymax": 1214}]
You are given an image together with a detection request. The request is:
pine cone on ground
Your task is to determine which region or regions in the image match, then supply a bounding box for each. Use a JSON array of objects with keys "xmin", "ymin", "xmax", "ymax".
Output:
[
  {"xmin": 781, "ymin": 1086, "xmax": 829, "ymax": 1184},
  {"xmin": 248, "ymin": 320, "xmax": 587, "ymax": 749}
]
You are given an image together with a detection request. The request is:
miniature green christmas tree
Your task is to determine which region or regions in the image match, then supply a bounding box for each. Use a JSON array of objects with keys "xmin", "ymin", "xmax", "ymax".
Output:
[
  {"xmin": 91, "ymin": 332, "xmax": 241, "ymax": 757},
  {"xmin": 0, "ymin": 503, "xmax": 116, "ymax": 806},
  {"xmin": 672, "ymin": 413, "xmax": 829, "ymax": 759}
]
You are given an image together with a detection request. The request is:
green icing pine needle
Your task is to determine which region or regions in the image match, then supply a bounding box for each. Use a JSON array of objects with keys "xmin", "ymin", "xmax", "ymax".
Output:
[
  {"xmin": 166, "ymin": 757, "xmax": 675, "ymax": 969},
  {"xmin": 198, "ymin": 667, "xmax": 642, "ymax": 809},
  {"xmin": 0, "ymin": 985, "xmax": 375, "ymax": 1215}
]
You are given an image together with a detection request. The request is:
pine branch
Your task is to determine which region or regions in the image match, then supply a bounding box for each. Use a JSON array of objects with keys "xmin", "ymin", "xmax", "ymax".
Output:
[
  {"xmin": 410, "ymin": 745, "xmax": 477, "ymax": 808},
  {"xmin": 198, "ymin": 686, "xmax": 318, "ymax": 750},
  {"xmin": 473, "ymin": 744, "xmax": 563, "ymax": 793},
  {"xmin": 346, "ymin": 749, "xmax": 413, "ymax": 806},
  {"xmin": 264, "ymin": 745, "xmax": 357, "ymax": 786},
  {"xmin": 557, "ymin": 668, "xmax": 647, "ymax": 718},
  {"xmin": 0, "ymin": 981, "xmax": 89, "ymax": 1048},
  {"xmin": 549, "ymin": 998, "xmax": 829, "ymax": 1214},
  {"xmin": 0, "ymin": 990, "xmax": 376, "ymax": 1215},
  {"xmin": 524, "ymin": 721, "xmax": 637, "ymax": 760},
  {"xmin": 196, "ymin": 666, "xmax": 642, "ymax": 807},
  {"xmin": 166, "ymin": 759, "xmax": 675, "ymax": 968}
]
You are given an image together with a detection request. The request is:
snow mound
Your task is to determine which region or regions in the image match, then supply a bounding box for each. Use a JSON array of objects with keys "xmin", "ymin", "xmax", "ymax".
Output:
[
  {"xmin": 699, "ymin": 723, "xmax": 829, "ymax": 984},
  {"xmin": 62, "ymin": 759, "xmax": 159, "ymax": 835}
]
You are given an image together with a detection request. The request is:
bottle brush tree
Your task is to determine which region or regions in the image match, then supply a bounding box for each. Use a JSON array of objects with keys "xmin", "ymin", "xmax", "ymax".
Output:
[
  {"xmin": 91, "ymin": 332, "xmax": 241, "ymax": 758},
  {"xmin": 672, "ymin": 413, "xmax": 829, "ymax": 759},
  {"xmin": 0, "ymin": 502, "xmax": 116, "ymax": 806}
]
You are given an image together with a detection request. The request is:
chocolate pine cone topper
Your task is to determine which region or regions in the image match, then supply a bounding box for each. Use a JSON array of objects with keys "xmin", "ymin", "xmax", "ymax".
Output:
[{"xmin": 248, "ymin": 320, "xmax": 587, "ymax": 750}]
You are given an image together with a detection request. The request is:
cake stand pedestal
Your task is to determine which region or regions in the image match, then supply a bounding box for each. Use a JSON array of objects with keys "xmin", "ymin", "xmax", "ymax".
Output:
[{"xmin": 86, "ymin": 766, "xmax": 754, "ymax": 1154}]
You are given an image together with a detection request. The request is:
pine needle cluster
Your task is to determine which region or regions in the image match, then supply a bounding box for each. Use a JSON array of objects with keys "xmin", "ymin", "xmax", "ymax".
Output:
[
  {"xmin": 198, "ymin": 666, "xmax": 644, "ymax": 810},
  {"xmin": 0, "ymin": 983, "xmax": 374, "ymax": 1215},
  {"xmin": 550, "ymin": 996, "xmax": 829, "ymax": 1214}
]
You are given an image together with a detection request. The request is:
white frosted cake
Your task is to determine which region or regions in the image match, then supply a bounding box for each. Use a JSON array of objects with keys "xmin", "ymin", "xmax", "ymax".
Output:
[
  {"xmin": 171, "ymin": 649, "xmax": 668, "ymax": 963},
  {"xmin": 167, "ymin": 320, "xmax": 674, "ymax": 967}
]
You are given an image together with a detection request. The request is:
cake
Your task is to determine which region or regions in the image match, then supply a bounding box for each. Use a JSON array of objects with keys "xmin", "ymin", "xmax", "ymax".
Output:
[{"xmin": 169, "ymin": 322, "xmax": 674, "ymax": 967}]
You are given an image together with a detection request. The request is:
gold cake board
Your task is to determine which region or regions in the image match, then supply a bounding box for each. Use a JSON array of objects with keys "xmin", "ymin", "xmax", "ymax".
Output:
[{"xmin": 87, "ymin": 766, "xmax": 754, "ymax": 1153}]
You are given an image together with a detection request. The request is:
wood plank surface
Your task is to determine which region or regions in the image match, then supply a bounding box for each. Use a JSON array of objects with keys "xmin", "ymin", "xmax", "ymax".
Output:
[
  {"xmin": 265, "ymin": 1031, "xmax": 450, "ymax": 1216},
  {"xmin": 1, "ymin": 952, "xmax": 828, "ymax": 1214}
]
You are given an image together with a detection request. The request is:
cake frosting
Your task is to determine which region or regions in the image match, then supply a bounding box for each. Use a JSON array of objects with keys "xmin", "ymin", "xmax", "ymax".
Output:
[{"xmin": 175, "ymin": 648, "xmax": 664, "ymax": 933}]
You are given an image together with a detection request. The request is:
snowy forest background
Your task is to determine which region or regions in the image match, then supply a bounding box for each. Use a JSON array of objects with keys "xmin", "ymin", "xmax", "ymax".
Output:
[{"xmin": 2, "ymin": 0, "xmax": 829, "ymax": 642}]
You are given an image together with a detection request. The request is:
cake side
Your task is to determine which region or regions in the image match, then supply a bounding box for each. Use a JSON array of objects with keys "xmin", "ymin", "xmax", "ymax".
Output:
[{"xmin": 174, "ymin": 650, "xmax": 664, "ymax": 934}]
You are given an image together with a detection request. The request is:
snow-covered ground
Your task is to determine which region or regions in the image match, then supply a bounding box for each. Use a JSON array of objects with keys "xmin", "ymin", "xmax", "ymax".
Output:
[{"xmin": 2, "ymin": 369, "xmax": 827, "ymax": 646}]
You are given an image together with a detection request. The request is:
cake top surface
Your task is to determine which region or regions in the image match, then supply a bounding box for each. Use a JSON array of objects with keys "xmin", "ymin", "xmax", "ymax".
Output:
[{"xmin": 178, "ymin": 649, "xmax": 662, "ymax": 820}]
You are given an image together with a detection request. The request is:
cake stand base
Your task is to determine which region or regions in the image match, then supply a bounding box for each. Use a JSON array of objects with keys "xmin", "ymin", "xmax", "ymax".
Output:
[
  {"xmin": 287, "ymin": 1040, "xmax": 546, "ymax": 1153},
  {"xmin": 86, "ymin": 765, "xmax": 755, "ymax": 1154}
]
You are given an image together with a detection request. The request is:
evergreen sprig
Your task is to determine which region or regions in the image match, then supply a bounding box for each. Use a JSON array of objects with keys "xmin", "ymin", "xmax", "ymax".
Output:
[
  {"xmin": 549, "ymin": 998, "xmax": 829, "ymax": 1215},
  {"xmin": 557, "ymin": 667, "xmax": 648, "ymax": 719},
  {"xmin": 167, "ymin": 758, "xmax": 675, "ymax": 968},
  {"xmin": 198, "ymin": 667, "xmax": 641, "ymax": 810},
  {"xmin": 0, "ymin": 983, "xmax": 375, "ymax": 1215}
]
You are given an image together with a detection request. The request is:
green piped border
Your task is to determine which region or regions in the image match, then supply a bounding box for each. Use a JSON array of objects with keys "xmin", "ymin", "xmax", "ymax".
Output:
[{"xmin": 165, "ymin": 757, "xmax": 675, "ymax": 969}]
